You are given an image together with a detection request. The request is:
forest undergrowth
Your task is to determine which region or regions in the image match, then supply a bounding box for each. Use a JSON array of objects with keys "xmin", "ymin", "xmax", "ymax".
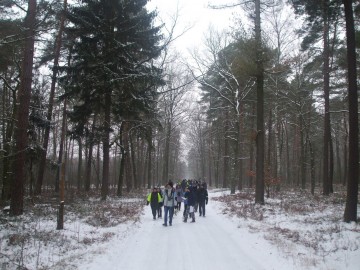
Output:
[
  {"xmin": 0, "ymin": 189, "xmax": 146, "ymax": 270},
  {"xmin": 212, "ymin": 185, "xmax": 360, "ymax": 268},
  {"xmin": 0, "ymin": 186, "xmax": 359, "ymax": 269}
]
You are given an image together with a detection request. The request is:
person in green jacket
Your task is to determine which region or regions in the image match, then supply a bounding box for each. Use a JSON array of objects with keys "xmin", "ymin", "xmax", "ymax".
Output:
[{"xmin": 147, "ymin": 187, "xmax": 162, "ymax": 220}]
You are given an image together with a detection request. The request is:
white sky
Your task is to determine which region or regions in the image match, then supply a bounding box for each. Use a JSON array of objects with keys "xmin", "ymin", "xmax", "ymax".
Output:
[{"xmin": 147, "ymin": 0, "xmax": 237, "ymax": 56}]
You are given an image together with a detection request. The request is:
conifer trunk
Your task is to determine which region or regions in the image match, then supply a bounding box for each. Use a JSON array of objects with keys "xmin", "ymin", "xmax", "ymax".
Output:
[
  {"xmin": 10, "ymin": 0, "xmax": 37, "ymax": 215},
  {"xmin": 255, "ymin": 0, "xmax": 264, "ymax": 204},
  {"xmin": 36, "ymin": 0, "xmax": 67, "ymax": 195},
  {"xmin": 343, "ymin": 0, "xmax": 359, "ymax": 223}
]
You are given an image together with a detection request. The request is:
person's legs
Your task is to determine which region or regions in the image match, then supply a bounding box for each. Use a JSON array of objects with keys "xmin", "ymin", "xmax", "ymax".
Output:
[
  {"xmin": 199, "ymin": 201, "xmax": 205, "ymax": 216},
  {"xmin": 151, "ymin": 206, "xmax": 157, "ymax": 219},
  {"xmin": 169, "ymin": 207, "xmax": 174, "ymax": 225},
  {"xmin": 183, "ymin": 205, "xmax": 188, "ymax": 222},
  {"xmin": 163, "ymin": 206, "xmax": 169, "ymax": 226}
]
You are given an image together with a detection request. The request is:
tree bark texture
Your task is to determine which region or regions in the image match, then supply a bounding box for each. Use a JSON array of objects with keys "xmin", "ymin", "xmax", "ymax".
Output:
[
  {"xmin": 255, "ymin": 0, "xmax": 264, "ymax": 204},
  {"xmin": 36, "ymin": 0, "xmax": 67, "ymax": 195},
  {"xmin": 343, "ymin": 0, "xmax": 359, "ymax": 223},
  {"xmin": 10, "ymin": 0, "xmax": 37, "ymax": 216}
]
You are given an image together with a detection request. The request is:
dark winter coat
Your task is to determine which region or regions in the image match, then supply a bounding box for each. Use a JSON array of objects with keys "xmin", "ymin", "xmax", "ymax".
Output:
[
  {"xmin": 197, "ymin": 187, "xmax": 208, "ymax": 204},
  {"xmin": 147, "ymin": 192, "xmax": 161, "ymax": 207},
  {"xmin": 185, "ymin": 188, "xmax": 196, "ymax": 206}
]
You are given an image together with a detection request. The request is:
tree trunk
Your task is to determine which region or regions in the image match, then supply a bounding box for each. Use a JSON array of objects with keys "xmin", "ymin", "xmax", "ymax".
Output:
[
  {"xmin": 101, "ymin": 90, "xmax": 111, "ymax": 200},
  {"xmin": 285, "ymin": 124, "xmax": 290, "ymax": 185},
  {"xmin": 36, "ymin": 0, "xmax": 67, "ymax": 195},
  {"xmin": 249, "ymin": 104, "xmax": 255, "ymax": 188},
  {"xmin": 10, "ymin": 0, "xmax": 37, "ymax": 216},
  {"xmin": 1, "ymin": 85, "xmax": 16, "ymax": 202},
  {"xmin": 343, "ymin": 0, "xmax": 359, "ymax": 223},
  {"xmin": 215, "ymin": 132, "xmax": 221, "ymax": 188},
  {"xmin": 300, "ymin": 116, "xmax": 306, "ymax": 189},
  {"xmin": 342, "ymin": 111, "xmax": 348, "ymax": 186},
  {"xmin": 147, "ymin": 133, "xmax": 153, "ymax": 189},
  {"xmin": 117, "ymin": 126, "xmax": 125, "ymax": 196},
  {"xmin": 208, "ymin": 127, "xmax": 212, "ymax": 187},
  {"xmin": 223, "ymin": 111, "xmax": 229, "ymax": 189},
  {"xmin": 85, "ymin": 114, "xmax": 97, "ymax": 191},
  {"xmin": 122, "ymin": 122, "xmax": 132, "ymax": 192},
  {"xmin": 162, "ymin": 120, "xmax": 171, "ymax": 184},
  {"xmin": 335, "ymin": 127, "xmax": 342, "ymax": 184},
  {"xmin": 329, "ymin": 135, "xmax": 334, "ymax": 192},
  {"xmin": 57, "ymin": 98, "xmax": 67, "ymax": 230},
  {"xmin": 129, "ymin": 132, "xmax": 138, "ymax": 189},
  {"xmin": 255, "ymin": 0, "xmax": 264, "ymax": 204},
  {"xmin": 77, "ymin": 138, "xmax": 83, "ymax": 190},
  {"xmin": 85, "ymin": 141, "xmax": 93, "ymax": 192},
  {"xmin": 322, "ymin": 0, "xmax": 331, "ymax": 196}
]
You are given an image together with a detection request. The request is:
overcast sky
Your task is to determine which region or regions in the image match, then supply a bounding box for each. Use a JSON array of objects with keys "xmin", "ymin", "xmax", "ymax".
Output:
[{"xmin": 147, "ymin": 0, "xmax": 236, "ymax": 55}]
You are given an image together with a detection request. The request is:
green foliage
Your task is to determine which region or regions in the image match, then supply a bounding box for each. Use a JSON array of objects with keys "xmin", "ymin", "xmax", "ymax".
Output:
[{"xmin": 60, "ymin": 0, "xmax": 164, "ymax": 140}]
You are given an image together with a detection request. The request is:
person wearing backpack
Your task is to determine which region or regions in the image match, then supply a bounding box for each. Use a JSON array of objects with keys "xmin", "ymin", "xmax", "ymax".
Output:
[{"xmin": 147, "ymin": 187, "xmax": 162, "ymax": 220}]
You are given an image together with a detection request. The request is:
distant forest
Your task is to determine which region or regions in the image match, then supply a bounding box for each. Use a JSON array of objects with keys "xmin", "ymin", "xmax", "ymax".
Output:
[{"xmin": 0, "ymin": 0, "xmax": 358, "ymax": 222}]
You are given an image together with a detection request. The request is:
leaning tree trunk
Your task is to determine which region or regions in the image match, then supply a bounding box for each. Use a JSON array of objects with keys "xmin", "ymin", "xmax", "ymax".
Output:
[
  {"xmin": 36, "ymin": 0, "xmax": 67, "ymax": 195},
  {"xmin": 10, "ymin": 0, "xmax": 37, "ymax": 216},
  {"xmin": 343, "ymin": 0, "xmax": 359, "ymax": 223}
]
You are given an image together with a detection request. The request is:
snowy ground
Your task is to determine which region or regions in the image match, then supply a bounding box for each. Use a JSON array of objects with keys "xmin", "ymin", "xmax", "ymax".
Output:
[{"xmin": 0, "ymin": 188, "xmax": 359, "ymax": 270}]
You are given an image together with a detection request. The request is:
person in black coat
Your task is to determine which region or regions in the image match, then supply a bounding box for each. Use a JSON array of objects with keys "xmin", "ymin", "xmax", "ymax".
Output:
[
  {"xmin": 157, "ymin": 187, "xmax": 163, "ymax": 218},
  {"xmin": 197, "ymin": 184, "xmax": 208, "ymax": 217},
  {"xmin": 184, "ymin": 185, "xmax": 196, "ymax": 223},
  {"xmin": 147, "ymin": 187, "xmax": 161, "ymax": 219}
]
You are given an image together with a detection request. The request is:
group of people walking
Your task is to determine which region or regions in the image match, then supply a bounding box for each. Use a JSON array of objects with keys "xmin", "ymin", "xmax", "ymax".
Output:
[{"xmin": 146, "ymin": 179, "xmax": 209, "ymax": 226}]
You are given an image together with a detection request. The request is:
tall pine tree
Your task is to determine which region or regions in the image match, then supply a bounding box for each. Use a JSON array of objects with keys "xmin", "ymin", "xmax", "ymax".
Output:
[{"xmin": 62, "ymin": 0, "xmax": 163, "ymax": 199}]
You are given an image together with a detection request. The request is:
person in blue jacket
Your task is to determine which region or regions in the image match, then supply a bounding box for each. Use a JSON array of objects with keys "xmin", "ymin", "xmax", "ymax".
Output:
[{"xmin": 147, "ymin": 187, "xmax": 161, "ymax": 220}]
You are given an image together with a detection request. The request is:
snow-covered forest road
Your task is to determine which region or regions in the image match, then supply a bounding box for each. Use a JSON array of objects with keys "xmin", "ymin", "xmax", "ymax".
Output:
[{"xmin": 77, "ymin": 193, "xmax": 290, "ymax": 270}]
